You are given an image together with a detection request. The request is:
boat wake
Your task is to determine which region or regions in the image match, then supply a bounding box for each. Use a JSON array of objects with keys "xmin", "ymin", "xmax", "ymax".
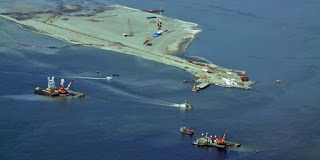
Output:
[
  {"xmin": 76, "ymin": 76, "xmax": 113, "ymax": 80},
  {"xmin": 84, "ymin": 80, "xmax": 181, "ymax": 108},
  {"xmin": 0, "ymin": 70, "xmax": 45, "ymax": 77},
  {"xmin": 136, "ymin": 98, "xmax": 182, "ymax": 109},
  {"xmin": 0, "ymin": 94, "xmax": 57, "ymax": 102},
  {"xmin": 142, "ymin": 98, "xmax": 181, "ymax": 108},
  {"xmin": 170, "ymin": 103, "xmax": 182, "ymax": 108}
]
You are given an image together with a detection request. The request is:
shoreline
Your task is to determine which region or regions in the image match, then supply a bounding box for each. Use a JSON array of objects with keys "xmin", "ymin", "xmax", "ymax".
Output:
[{"xmin": 0, "ymin": 5, "xmax": 254, "ymax": 90}]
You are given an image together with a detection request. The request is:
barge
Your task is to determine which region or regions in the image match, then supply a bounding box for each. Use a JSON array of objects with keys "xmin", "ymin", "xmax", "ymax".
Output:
[
  {"xmin": 191, "ymin": 133, "xmax": 240, "ymax": 149},
  {"xmin": 34, "ymin": 76, "xmax": 85, "ymax": 98}
]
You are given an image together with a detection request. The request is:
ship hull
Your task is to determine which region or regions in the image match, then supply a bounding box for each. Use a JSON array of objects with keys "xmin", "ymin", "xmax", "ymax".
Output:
[{"xmin": 34, "ymin": 88, "xmax": 59, "ymax": 97}]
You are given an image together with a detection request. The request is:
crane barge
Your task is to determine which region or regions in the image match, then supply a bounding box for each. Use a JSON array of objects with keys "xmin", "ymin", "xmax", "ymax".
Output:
[{"xmin": 34, "ymin": 76, "xmax": 85, "ymax": 98}]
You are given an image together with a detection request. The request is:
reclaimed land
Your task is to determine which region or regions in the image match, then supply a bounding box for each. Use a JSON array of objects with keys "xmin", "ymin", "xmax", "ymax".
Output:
[{"xmin": 0, "ymin": 5, "xmax": 254, "ymax": 90}]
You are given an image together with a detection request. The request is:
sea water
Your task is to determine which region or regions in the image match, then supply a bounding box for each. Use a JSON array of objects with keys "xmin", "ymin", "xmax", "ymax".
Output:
[{"xmin": 0, "ymin": 0, "xmax": 319, "ymax": 159}]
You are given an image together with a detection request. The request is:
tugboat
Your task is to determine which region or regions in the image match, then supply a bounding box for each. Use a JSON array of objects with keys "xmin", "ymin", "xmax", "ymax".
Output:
[
  {"xmin": 34, "ymin": 76, "xmax": 85, "ymax": 98},
  {"xmin": 180, "ymin": 126, "xmax": 194, "ymax": 135},
  {"xmin": 192, "ymin": 83, "xmax": 199, "ymax": 92}
]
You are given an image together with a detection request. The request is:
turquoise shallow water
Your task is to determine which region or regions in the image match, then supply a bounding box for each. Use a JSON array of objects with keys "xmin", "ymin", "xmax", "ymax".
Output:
[{"xmin": 0, "ymin": 0, "xmax": 320, "ymax": 159}]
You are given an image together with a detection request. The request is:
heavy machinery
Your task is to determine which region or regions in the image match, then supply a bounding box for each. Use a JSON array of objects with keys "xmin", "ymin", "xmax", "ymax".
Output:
[
  {"xmin": 122, "ymin": 18, "xmax": 134, "ymax": 37},
  {"xmin": 58, "ymin": 78, "xmax": 74, "ymax": 94},
  {"xmin": 34, "ymin": 76, "xmax": 85, "ymax": 98}
]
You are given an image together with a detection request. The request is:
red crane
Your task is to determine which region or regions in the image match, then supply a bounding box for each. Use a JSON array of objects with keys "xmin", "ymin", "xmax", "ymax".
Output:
[{"xmin": 58, "ymin": 78, "xmax": 74, "ymax": 94}]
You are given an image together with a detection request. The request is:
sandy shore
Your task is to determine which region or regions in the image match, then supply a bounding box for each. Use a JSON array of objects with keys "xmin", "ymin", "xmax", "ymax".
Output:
[{"xmin": 0, "ymin": 4, "xmax": 254, "ymax": 90}]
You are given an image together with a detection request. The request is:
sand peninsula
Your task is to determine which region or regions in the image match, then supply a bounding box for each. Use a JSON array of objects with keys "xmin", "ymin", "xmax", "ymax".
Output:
[{"xmin": 0, "ymin": 3, "xmax": 254, "ymax": 90}]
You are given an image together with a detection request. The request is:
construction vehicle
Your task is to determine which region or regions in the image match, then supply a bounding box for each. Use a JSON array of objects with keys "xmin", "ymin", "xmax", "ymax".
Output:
[{"xmin": 122, "ymin": 18, "xmax": 134, "ymax": 37}]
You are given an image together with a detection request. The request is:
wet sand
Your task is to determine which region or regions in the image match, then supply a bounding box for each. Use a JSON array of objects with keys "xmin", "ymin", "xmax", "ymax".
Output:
[{"xmin": 0, "ymin": 4, "xmax": 254, "ymax": 90}]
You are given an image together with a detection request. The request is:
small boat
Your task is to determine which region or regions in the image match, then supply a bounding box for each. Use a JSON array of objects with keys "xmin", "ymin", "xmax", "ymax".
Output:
[
  {"xmin": 74, "ymin": 93, "xmax": 85, "ymax": 98},
  {"xmin": 69, "ymin": 92, "xmax": 86, "ymax": 98},
  {"xmin": 275, "ymin": 80, "xmax": 281, "ymax": 83},
  {"xmin": 180, "ymin": 126, "xmax": 194, "ymax": 135},
  {"xmin": 192, "ymin": 83, "xmax": 199, "ymax": 92},
  {"xmin": 106, "ymin": 77, "xmax": 113, "ymax": 80},
  {"xmin": 179, "ymin": 100, "xmax": 192, "ymax": 109}
]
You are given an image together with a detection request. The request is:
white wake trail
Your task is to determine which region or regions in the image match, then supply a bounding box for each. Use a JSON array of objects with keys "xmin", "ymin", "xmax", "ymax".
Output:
[
  {"xmin": 73, "ymin": 76, "xmax": 182, "ymax": 108},
  {"xmin": 76, "ymin": 76, "xmax": 113, "ymax": 80}
]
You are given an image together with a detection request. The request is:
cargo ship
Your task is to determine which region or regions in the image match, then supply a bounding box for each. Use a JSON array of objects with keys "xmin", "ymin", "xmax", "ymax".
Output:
[{"xmin": 34, "ymin": 76, "xmax": 85, "ymax": 98}]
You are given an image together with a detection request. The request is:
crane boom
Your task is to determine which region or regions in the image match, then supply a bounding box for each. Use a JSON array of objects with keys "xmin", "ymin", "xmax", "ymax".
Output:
[
  {"xmin": 66, "ymin": 78, "xmax": 74, "ymax": 90},
  {"xmin": 128, "ymin": 18, "xmax": 132, "ymax": 34}
]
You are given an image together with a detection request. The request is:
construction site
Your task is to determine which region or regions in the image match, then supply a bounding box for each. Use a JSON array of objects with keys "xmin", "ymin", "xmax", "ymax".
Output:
[{"xmin": 0, "ymin": 4, "xmax": 254, "ymax": 91}]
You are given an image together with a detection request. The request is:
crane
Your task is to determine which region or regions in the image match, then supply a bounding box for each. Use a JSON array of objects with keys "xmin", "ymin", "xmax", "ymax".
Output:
[
  {"xmin": 122, "ymin": 18, "xmax": 134, "ymax": 37},
  {"xmin": 58, "ymin": 78, "xmax": 74, "ymax": 94},
  {"xmin": 66, "ymin": 78, "xmax": 74, "ymax": 90}
]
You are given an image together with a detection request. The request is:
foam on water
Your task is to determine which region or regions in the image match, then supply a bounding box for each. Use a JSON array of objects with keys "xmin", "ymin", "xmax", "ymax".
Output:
[
  {"xmin": 0, "ymin": 94, "xmax": 56, "ymax": 102},
  {"xmin": 83, "ymin": 79, "xmax": 181, "ymax": 108},
  {"xmin": 76, "ymin": 76, "xmax": 113, "ymax": 80}
]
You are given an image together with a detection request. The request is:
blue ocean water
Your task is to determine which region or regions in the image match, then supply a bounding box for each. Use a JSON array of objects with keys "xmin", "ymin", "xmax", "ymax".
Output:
[{"xmin": 0, "ymin": 0, "xmax": 319, "ymax": 159}]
